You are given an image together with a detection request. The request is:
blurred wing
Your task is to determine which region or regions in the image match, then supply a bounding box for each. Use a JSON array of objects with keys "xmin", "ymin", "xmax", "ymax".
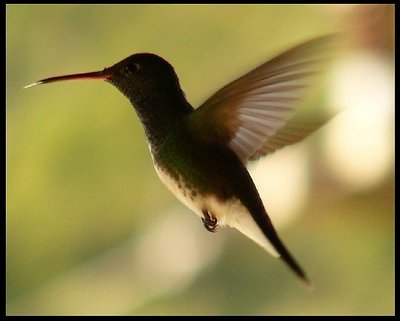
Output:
[
  {"xmin": 248, "ymin": 111, "xmax": 333, "ymax": 160},
  {"xmin": 191, "ymin": 35, "xmax": 336, "ymax": 163}
]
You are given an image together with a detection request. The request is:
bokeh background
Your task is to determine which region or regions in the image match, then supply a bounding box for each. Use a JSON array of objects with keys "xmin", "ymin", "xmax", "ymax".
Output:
[{"xmin": 7, "ymin": 4, "xmax": 394, "ymax": 315}]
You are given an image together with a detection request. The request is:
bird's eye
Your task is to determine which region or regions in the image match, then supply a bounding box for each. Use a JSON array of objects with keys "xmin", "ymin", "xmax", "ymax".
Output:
[{"xmin": 125, "ymin": 63, "xmax": 140, "ymax": 76}]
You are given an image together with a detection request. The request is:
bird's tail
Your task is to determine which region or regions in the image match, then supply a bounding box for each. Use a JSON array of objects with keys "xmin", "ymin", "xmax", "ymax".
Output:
[{"xmin": 225, "ymin": 202, "xmax": 313, "ymax": 291}]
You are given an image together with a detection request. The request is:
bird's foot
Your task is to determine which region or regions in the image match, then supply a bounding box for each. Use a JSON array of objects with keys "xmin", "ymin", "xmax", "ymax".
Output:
[{"xmin": 202, "ymin": 210, "xmax": 218, "ymax": 232}]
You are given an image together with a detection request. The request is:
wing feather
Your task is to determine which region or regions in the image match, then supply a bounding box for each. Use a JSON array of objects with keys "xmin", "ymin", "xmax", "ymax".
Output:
[{"xmin": 190, "ymin": 34, "xmax": 337, "ymax": 163}]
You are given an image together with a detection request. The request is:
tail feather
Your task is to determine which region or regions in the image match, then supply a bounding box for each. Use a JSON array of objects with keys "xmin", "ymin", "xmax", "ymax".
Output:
[{"xmin": 225, "ymin": 203, "xmax": 313, "ymax": 289}]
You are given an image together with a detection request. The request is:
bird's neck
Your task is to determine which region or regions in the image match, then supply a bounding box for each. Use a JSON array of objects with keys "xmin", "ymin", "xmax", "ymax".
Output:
[{"xmin": 129, "ymin": 88, "xmax": 194, "ymax": 151}]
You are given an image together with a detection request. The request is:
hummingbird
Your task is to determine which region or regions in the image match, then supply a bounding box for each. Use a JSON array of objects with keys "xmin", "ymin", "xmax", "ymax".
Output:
[{"xmin": 25, "ymin": 35, "xmax": 335, "ymax": 289}]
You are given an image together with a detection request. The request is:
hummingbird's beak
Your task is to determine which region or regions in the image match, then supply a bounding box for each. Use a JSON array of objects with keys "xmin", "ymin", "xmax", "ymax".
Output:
[{"xmin": 23, "ymin": 68, "xmax": 114, "ymax": 89}]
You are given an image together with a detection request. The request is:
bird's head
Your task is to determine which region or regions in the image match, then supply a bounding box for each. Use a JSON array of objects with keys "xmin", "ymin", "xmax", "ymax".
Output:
[{"xmin": 25, "ymin": 53, "xmax": 183, "ymax": 104}]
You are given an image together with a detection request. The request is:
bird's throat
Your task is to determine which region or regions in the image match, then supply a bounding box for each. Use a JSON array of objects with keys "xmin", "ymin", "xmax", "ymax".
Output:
[{"xmin": 128, "ymin": 88, "xmax": 194, "ymax": 151}]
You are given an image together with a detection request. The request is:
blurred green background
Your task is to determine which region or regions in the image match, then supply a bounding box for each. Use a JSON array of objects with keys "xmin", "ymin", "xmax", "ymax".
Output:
[{"xmin": 7, "ymin": 4, "xmax": 394, "ymax": 315}]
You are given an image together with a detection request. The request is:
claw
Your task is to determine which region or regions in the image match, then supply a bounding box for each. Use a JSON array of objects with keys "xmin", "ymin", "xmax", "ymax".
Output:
[{"xmin": 202, "ymin": 210, "xmax": 218, "ymax": 232}]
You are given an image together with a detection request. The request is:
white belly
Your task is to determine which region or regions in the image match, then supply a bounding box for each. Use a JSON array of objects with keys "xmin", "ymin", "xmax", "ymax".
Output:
[{"xmin": 153, "ymin": 162, "xmax": 279, "ymax": 258}]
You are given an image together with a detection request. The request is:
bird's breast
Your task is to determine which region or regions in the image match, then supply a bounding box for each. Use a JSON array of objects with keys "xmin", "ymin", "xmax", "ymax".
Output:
[
  {"xmin": 152, "ymin": 159, "xmax": 235, "ymax": 227},
  {"xmin": 150, "ymin": 144, "xmax": 279, "ymax": 257},
  {"xmin": 152, "ymin": 160, "xmax": 278, "ymax": 257}
]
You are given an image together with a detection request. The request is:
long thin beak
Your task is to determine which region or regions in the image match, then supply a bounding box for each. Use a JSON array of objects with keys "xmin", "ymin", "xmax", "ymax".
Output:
[{"xmin": 23, "ymin": 68, "xmax": 114, "ymax": 89}]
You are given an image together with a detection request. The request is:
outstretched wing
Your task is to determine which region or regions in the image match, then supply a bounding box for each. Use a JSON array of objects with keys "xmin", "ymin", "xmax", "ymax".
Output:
[{"xmin": 189, "ymin": 35, "xmax": 337, "ymax": 163}]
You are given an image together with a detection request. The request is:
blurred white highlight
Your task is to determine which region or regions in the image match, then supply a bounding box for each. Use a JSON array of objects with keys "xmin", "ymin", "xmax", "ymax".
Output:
[{"xmin": 323, "ymin": 52, "xmax": 394, "ymax": 191}]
